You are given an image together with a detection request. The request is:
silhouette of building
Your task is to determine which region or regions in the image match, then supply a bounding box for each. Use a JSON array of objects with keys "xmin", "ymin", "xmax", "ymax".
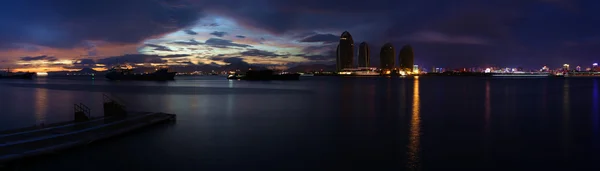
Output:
[
  {"xmin": 399, "ymin": 44, "xmax": 414, "ymax": 72},
  {"xmin": 358, "ymin": 42, "xmax": 370, "ymax": 67},
  {"xmin": 337, "ymin": 31, "xmax": 354, "ymax": 71},
  {"xmin": 336, "ymin": 44, "xmax": 341, "ymax": 71},
  {"xmin": 380, "ymin": 43, "xmax": 395, "ymax": 70}
]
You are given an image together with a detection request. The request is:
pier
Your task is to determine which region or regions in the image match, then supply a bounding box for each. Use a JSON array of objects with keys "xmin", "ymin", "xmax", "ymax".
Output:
[{"xmin": 0, "ymin": 94, "xmax": 175, "ymax": 163}]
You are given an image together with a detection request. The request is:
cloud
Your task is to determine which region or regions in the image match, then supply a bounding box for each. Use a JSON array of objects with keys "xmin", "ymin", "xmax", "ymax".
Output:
[
  {"xmin": 144, "ymin": 44, "xmax": 173, "ymax": 51},
  {"xmin": 168, "ymin": 58, "xmax": 195, "ymax": 65},
  {"xmin": 74, "ymin": 59, "xmax": 96, "ymax": 65},
  {"xmin": 184, "ymin": 29, "xmax": 198, "ymax": 35},
  {"xmin": 223, "ymin": 57, "xmax": 249, "ymax": 66},
  {"xmin": 239, "ymin": 49, "xmax": 282, "ymax": 58},
  {"xmin": 300, "ymin": 54, "xmax": 330, "ymax": 61},
  {"xmin": 297, "ymin": 49, "xmax": 336, "ymax": 61},
  {"xmin": 302, "ymin": 44, "xmax": 337, "ymax": 54},
  {"xmin": 400, "ymin": 31, "xmax": 490, "ymax": 45},
  {"xmin": 236, "ymin": 35, "xmax": 246, "ymax": 38},
  {"xmin": 204, "ymin": 38, "xmax": 252, "ymax": 48},
  {"xmin": 299, "ymin": 34, "xmax": 339, "ymax": 43},
  {"xmin": 161, "ymin": 54, "xmax": 191, "ymax": 58},
  {"xmin": 173, "ymin": 39, "xmax": 202, "ymax": 46},
  {"xmin": 19, "ymin": 55, "xmax": 58, "ymax": 62},
  {"xmin": 203, "ymin": 23, "xmax": 220, "ymax": 27},
  {"xmin": 0, "ymin": 0, "xmax": 203, "ymax": 49},
  {"xmin": 172, "ymin": 38, "xmax": 251, "ymax": 48},
  {"xmin": 96, "ymin": 54, "xmax": 169, "ymax": 66},
  {"xmin": 210, "ymin": 31, "xmax": 228, "ymax": 37}
]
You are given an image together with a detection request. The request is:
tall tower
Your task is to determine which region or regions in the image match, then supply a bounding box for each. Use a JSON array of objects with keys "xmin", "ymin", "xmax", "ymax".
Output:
[
  {"xmin": 380, "ymin": 43, "xmax": 395, "ymax": 70},
  {"xmin": 399, "ymin": 44, "xmax": 414, "ymax": 72},
  {"xmin": 358, "ymin": 42, "xmax": 370, "ymax": 67},
  {"xmin": 336, "ymin": 44, "xmax": 340, "ymax": 72},
  {"xmin": 337, "ymin": 31, "xmax": 354, "ymax": 71}
]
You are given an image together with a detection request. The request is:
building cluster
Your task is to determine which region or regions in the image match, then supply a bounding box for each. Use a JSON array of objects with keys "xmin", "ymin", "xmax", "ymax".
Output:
[
  {"xmin": 335, "ymin": 31, "xmax": 416, "ymax": 75},
  {"xmin": 556, "ymin": 63, "xmax": 600, "ymax": 72}
]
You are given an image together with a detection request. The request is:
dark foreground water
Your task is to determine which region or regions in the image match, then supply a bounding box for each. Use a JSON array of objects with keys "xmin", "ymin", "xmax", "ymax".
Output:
[{"xmin": 0, "ymin": 76, "xmax": 599, "ymax": 170}]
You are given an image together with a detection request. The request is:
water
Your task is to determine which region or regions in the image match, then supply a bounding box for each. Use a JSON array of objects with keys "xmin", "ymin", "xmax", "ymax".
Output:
[{"xmin": 0, "ymin": 76, "xmax": 599, "ymax": 170}]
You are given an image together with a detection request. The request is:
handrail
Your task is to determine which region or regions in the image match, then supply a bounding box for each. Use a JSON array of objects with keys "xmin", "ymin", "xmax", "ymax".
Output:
[
  {"xmin": 102, "ymin": 93, "xmax": 129, "ymax": 111},
  {"xmin": 79, "ymin": 103, "xmax": 91, "ymax": 118},
  {"xmin": 74, "ymin": 103, "xmax": 92, "ymax": 119}
]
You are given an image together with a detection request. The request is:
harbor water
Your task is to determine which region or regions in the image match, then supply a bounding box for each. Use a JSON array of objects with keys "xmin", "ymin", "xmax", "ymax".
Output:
[{"xmin": 0, "ymin": 76, "xmax": 599, "ymax": 170}]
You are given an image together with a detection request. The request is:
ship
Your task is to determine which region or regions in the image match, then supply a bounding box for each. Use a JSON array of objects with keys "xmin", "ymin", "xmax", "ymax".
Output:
[
  {"xmin": 227, "ymin": 70, "xmax": 300, "ymax": 81},
  {"xmin": 491, "ymin": 72, "xmax": 550, "ymax": 77},
  {"xmin": 339, "ymin": 67, "xmax": 380, "ymax": 76},
  {"xmin": 0, "ymin": 69, "xmax": 35, "ymax": 79},
  {"xmin": 105, "ymin": 65, "xmax": 176, "ymax": 81},
  {"xmin": 299, "ymin": 73, "xmax": 315, "ymax": 77}
]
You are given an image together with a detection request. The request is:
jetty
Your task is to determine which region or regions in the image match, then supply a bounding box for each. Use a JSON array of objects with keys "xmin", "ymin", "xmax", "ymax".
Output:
[{"xmin": 0, "ymin": 94, "xmax": 175, "ymax": 163}]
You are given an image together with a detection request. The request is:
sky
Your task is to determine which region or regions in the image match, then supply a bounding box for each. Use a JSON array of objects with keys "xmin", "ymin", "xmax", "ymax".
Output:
[{"xmin": 0, "ymin": 0, "xmax": 599, "ymax": 72}]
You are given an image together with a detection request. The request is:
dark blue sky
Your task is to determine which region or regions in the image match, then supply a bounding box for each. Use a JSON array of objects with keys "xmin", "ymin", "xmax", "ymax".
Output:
[{"xmin": 0, "ymin": 0, "xmax": 599, "ymax": 71}]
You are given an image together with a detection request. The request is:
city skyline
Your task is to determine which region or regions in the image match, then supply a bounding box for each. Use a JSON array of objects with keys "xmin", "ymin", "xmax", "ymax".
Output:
[{"xmin": 1, "ymin": 0, "xmax": 599, "ymax": 72}]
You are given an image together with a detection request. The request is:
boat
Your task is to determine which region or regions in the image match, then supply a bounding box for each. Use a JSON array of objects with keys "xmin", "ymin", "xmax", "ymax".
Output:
[
  {"xmin": 339, "ymin": 67, "xmax": 381, "ymax": 76},
  {"xmin": 227, "ymin": 70, "xmax": 300, "ymax": 80},
  {"xmin": 0, "ymin": 68, "xmax": 35, "ymax": 79},
  {"xmin": 353, "ymin": 70, "xmax": 380, "ymax": 76},
  {"xmin": 491, "ymin": 72, "xmax": 551, "ymax": 77},
  {"xmin": 0, "ymin": 72, "xmax": 35, "ymax": 79},
  {"xmin": 105, "ymin": 65, "xmax": 176, "ymax": 81},
  {"xmin": 299, "ymin": 73, "xmax": 315, "ymax": 77}
]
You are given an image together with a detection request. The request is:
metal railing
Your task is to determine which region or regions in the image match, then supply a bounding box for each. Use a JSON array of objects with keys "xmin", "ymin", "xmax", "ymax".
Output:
[{"xmin": 74, "ymin": 103, "xmax": 91, "ymax": 119}]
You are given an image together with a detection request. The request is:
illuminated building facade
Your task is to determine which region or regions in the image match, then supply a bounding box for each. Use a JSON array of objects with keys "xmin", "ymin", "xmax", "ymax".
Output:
[
  {"xmin": 337, "ymin": 31, "xmax": 354, "ymax": 71},
  {"xmin": 594, "ymin": 63, "xmax": 599, "ymax": 71},
  {"xmin": 380, "ymin": 43, "xmax": 395, "ymax": 70},
  {"xmin": 399, "ymin": 44, "xmax": 415, "ymax": 72},
  {"xmin": 563, "ymin": 64, "xmax": 570, "ymax": 71},
  {"xmin": 358, "ymin": 42, "xmax": 370, "ymax": 67}
]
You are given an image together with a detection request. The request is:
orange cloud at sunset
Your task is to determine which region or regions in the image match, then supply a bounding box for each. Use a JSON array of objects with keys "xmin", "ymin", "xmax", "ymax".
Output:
[{"xmin": 0, "ymin": 42, "xmax": 140, "ymax": 72}]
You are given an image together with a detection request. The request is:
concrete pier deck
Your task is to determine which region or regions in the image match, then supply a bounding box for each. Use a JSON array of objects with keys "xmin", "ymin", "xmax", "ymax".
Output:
[{"xmin": 0, "ymin": 112, "xmax": 175, "ymax": 163}]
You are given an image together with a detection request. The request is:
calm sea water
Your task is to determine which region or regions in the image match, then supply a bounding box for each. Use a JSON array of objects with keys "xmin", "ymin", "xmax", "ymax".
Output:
[{"xmin": 0, "ymin": 76, "xmax": 599, "ymax": 170}]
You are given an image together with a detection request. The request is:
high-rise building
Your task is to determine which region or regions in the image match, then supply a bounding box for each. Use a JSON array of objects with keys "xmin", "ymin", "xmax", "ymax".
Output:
[
  {"xmin": 399, "ymin": 44, "xmax": 414, "ymax": 72},
  {"xmin": 593, "ymin": 63, "xmax": 599, "ymax": 72},
  {"xmin": 337, "ymin": 31, "xmax": 354, "ymax": 71},
  {"xmin": 358, "ymin": 42, "xmax": 370, "ymax": 67},
  {"xmin": 563, "ymin": 64, "xmax": 570, "ymax": 71},
  {"xmin": 336, "ymin": 44, "xmax": 340, "ymax": 72},
  {"xmin": 576, "ymin": 66, "xmax": 581, "ymax": 71},
  {"xmin": 380, "ymin": 43, "xmax": 395, "ymax": 70}
]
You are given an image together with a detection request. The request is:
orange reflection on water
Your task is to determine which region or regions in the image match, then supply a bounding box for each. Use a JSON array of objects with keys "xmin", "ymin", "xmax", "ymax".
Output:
[
  {"xmin": 34, "ymin": 88, "xmax": 48, "ymax": 125},
  {"xmin": 407, "ymin": 77, "xmax": 421, "ymax": 170}
]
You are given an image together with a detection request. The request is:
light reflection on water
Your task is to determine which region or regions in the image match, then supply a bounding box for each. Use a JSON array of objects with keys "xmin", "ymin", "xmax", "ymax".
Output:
[
  {"xmin": 485, "ymin": 80, "xmax": 491, "ymax": 130},
  {"xmin": 593, "ymin": 79, "xmax": 599, "ymax": 153},
  {"xmin": 593, "ymin": 79, "xmax": 599, "ymax": 133},
  {"xmin": 408, "ymin": 77, "xmax": 420, "ymax": 170},
  {"xmin": 563, "ymin": 79, "xmax": 571, "ymax": 158},
  {"xmin": 34, "ymin": 88, "xmax": 48, "ymax": 125}
]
